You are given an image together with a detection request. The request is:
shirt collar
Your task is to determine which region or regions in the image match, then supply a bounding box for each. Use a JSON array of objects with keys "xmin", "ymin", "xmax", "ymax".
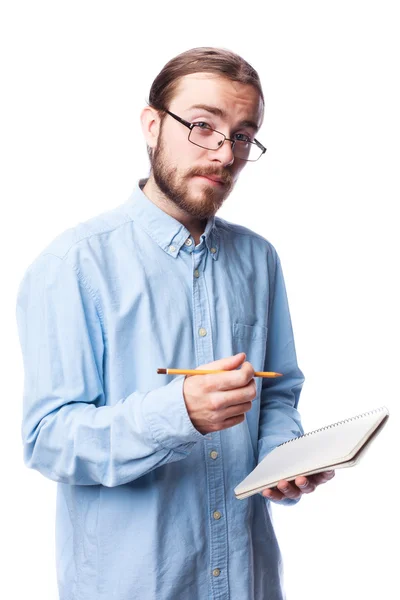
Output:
[{"xmin": 123, "ymin": 178, "xmax": 220, "ymax": 260}]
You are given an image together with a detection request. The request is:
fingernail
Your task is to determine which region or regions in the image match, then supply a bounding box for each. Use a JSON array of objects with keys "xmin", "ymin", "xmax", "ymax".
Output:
[{"xmin": 299, "ymin": 482, "xmax": 308, "ymax": 488}]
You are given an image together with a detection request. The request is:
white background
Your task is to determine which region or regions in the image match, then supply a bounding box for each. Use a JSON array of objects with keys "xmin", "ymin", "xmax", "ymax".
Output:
[{"xmin": 1, "ymin": 1, "xmax": 399, "ymax": 599}]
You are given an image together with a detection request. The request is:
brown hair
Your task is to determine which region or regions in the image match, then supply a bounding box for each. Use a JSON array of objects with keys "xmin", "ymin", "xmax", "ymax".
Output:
[{"xmin": 148, "ymin": 46, "xmax": 264, "ymax": 111}]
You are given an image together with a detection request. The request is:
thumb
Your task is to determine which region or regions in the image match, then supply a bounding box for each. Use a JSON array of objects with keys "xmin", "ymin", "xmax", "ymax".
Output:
[{"xmin": 197, "ymin": 352, "xmax": 246, "ymax": 372}]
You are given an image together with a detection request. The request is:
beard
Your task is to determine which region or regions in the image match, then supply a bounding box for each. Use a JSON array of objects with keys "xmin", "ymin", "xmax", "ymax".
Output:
[{"xmin": 150, "ymin": 132, "xmax": 234, "ymax": 220}]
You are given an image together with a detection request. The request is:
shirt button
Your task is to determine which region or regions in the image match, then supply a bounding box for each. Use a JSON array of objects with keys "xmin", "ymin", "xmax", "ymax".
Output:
[
  {"xmin": 194, "ymin": 269, "xmax": 200, "ymax": 278},
  {"xmin": 199, "ymin": 327, "xmax": 207, "ymax": 337},
  {"xmin": 212, "ymin": 568, "xmax": 221, "ymax": 577},
  {"xmin": 213, "ymin": 511, "xmax": 222, "ymax": 520},
  {"xmin": 169, "ymin": 245, "xmax": 176, "ymax": 253},
  {"xmin": 210, "ymin": 247, "xmax": 217, "ymax": 254},
  {"xmin": 185, "ymin": 238, "xmax": 193, "ymax": 246},
  {"xmin": 210, "ymin": 450, "xmax": 218, "ymax": 460}
]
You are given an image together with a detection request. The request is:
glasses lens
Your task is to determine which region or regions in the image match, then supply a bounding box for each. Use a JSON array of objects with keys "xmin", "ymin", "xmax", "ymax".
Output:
[
  {"xmin": 233, "ymin": 141, "xmax": 262, "ymax": 161},
  {"xmin": 190, "ymin": 125, "xmax": 225, "ymax": 150},
  {"xmin": 189, "ymin": 125, "xmax": 264, "ymax": 161}
]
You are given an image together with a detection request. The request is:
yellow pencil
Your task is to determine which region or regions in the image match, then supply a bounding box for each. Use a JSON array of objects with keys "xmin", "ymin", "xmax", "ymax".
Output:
[{"xmin": 157, "ymin": 368, "xmax": 282, "ymax": 378}]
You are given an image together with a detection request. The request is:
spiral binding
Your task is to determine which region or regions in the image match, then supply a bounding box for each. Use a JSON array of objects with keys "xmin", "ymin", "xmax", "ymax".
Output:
[{"xmin": 278, "ymin": 406, "xmax": 388, "ymax": 447}]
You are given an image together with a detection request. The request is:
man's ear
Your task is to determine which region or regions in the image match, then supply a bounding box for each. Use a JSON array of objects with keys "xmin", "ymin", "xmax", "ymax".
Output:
[{"xmin": 140, "ymin": 106, "xmax": 162, "ymax": 152}]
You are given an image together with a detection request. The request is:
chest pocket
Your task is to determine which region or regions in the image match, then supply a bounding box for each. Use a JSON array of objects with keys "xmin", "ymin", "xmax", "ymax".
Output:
[{"xmin": 232, "ymin": 322, "xmax": 268, "ymax": 371}]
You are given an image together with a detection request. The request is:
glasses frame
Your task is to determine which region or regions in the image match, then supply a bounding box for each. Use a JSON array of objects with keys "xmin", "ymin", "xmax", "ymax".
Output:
[{"xmin": 163, "ymin": 109, "xmax": 267, "ymax": 162}]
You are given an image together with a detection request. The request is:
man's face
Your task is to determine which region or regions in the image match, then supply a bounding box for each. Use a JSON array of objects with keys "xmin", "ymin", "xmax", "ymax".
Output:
[{"xmin": 150, "ymin": 73, "xmax": 264, "ymax": 220}]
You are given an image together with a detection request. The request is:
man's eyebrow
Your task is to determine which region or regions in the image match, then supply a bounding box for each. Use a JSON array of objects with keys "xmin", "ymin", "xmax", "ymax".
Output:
[{"xmin": 186, "ymin": 104, "xmax": 260, "ymax": 131}]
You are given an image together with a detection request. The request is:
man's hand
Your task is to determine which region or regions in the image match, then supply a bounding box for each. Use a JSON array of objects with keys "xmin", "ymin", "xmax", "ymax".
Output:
[
  {"xmin": 183, "ymin": 352, "xmax": 256, "ymax": 435},
  {"xmin": 262, "ymin": 471, "xmax": 335, "ymax": 501}
]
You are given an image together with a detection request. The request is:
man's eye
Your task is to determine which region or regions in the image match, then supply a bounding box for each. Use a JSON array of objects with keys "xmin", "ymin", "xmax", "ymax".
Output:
[
  {"xmin": 194, "ymin": 122, "xmax": 212, "ymax": 130},
  {"xmin": 234, "ymin": 133, "xmax": 252, "ymax": 143}
]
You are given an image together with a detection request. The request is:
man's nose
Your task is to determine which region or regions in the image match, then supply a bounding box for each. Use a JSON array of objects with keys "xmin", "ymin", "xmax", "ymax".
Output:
[{"xmin": 210, "ymin": 138, "xmax": 235, "ymax": 167}]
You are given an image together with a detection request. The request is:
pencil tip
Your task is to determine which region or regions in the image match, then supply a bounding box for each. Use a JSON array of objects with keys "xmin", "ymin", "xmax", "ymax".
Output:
[{"xmin": 157, "ymin": 368, "xmax": 167, "ymax": 374}]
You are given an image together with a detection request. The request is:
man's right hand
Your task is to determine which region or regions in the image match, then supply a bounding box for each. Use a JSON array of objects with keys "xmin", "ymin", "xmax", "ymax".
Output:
[{"xmin": 183, "ymin": 352, "xmax": 257, "ymax": 435}]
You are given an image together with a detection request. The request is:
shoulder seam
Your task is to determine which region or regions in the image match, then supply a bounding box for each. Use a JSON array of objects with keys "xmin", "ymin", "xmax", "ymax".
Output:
[{"xmin": 51, "ymin": 213, "xmax": 133, "ymax": 260}]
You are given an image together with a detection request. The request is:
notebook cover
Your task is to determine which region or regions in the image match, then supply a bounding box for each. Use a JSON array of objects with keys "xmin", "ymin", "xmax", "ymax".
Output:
[{"xmin": 234, "ymin": 407, "xmax": 389, "ymax": 500}]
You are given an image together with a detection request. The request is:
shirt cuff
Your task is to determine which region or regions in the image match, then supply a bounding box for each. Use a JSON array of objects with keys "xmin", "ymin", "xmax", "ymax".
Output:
[{"xmin": 141, "ymin": 375, "xmax": 204, "ymax": 450}]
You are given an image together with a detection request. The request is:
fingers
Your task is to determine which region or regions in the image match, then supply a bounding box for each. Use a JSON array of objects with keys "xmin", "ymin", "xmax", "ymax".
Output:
[
  {"xmin": 308, "ymin": 470, "xmax": 335, "ymax": 485},
  {"xmin": 219, "ymin": 401, "xmax": 253, "ymax": 421},
  {"xmin": 262, "ymin": 471, "xmax": 336, "ymax": 502},
  {"xmin": 212, "ymin": 379, "xmax": 257, "ymax": 410},
  {"xmin": 262, "ymin": 480, "xmax": 302, "ymax": 502},
  {"xmin": 219, "ymin": 414, "xmax": 246, "ymax": 431},
  {"xmin": 183, "ymin": 357, "xmax": 257, "ymax": 435},
  {"xmin": 295, "ymin": 471, "xmax": 335, "ymax": 489},
  {"xmin": 205, "ymin": 395, "xmax": 254, "ymax": 431},
  {"xmin": 203, "ymin": 361, "xmax": 255, "ymax": 392},
  {"xmin": 293, "ymin": 476, "xmax": 316, "ymax": 494},
  {"xmin": 199, "ymin": 352, "xmax": 247, "ymax": 373}
]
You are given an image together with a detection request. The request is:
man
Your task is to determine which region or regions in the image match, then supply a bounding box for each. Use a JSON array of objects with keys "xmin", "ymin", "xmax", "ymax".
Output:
[{"xmin": 16, "ymin": 47, "xmax": 334, "ymax": 600}]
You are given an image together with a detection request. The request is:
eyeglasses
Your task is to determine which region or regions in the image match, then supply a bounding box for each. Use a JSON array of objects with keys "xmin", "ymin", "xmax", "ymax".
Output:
[{"xmin": 162, "ymin": 109, "xmax": 267, "ymax": 162}]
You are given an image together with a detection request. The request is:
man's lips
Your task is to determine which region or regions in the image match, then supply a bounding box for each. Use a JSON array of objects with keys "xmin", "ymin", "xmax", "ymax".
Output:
[{"xmin": 194, "ymin": 175, "xmax": 226, "ymax": 185}]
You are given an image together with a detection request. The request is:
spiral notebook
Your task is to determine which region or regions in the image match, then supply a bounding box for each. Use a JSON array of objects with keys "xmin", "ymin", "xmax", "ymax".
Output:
[{"xmin": 234, "ymin": 406, "xmax": 389, "ymax": 500}]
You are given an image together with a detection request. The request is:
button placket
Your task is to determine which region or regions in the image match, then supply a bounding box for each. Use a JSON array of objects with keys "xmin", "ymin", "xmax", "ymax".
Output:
[{"xmin": 191, "ymin": 247, "xmax": 229, "ymax": 598}]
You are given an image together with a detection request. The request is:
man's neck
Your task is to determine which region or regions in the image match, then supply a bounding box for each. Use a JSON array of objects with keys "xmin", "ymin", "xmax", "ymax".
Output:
[{"xmin": 141, "ymin": 176, "xmax": 207, "ymax": 246}]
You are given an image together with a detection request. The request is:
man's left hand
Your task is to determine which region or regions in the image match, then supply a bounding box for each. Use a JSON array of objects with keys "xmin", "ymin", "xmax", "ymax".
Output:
[{"xmin": 262, "ymin": 471, "xmax": 335, "ymax": 501}]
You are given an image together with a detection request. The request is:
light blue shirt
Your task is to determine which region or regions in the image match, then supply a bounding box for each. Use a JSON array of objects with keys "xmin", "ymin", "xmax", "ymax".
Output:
[{"xmin": 16, "ymin": 179, "xmax": 304, "ymax": 600}]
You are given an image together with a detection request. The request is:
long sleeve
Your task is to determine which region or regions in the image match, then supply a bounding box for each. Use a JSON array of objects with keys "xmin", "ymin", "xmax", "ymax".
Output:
[
  {"xmin": 258, "ymin": 253, "xmax": 304, "ymax": 463},
  {"xmin": 16, "ymin": 252, "xmax": 203, "ymax": 487}
]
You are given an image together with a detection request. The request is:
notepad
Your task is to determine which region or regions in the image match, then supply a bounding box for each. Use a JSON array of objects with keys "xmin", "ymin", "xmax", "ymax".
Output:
[{"xmin": 234, "ymin": 406, "xmax": 389, "ymax": 500}]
